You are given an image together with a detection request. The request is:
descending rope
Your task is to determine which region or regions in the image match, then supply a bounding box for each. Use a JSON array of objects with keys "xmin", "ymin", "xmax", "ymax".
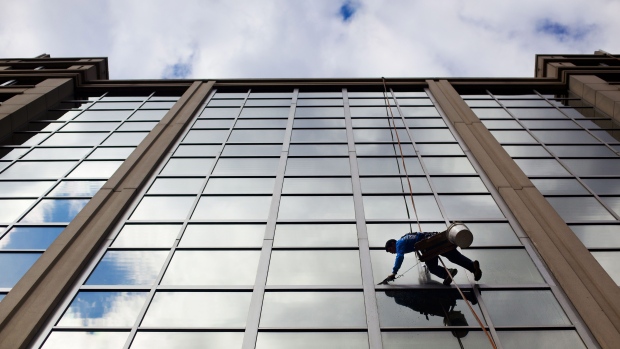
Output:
[
  {"xmin": 439, "ymin": 256, "xmax": 497, "ymax": 349},
  {"xmin": 381, "ymin": 78, "xmax": 422, "ymax": 233},
  {"xmin": 381, "ymin": 78, "xmax": 497, "ymax": 349}
]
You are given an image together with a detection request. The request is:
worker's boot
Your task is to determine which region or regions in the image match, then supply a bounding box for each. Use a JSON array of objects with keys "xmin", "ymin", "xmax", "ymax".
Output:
[
  {"xmin": 443, "ymin": 268, "xmax": 458, "ymax": 285},
  {"xmin": 473, "ymin": 260, "xmax": 482, "ymax": 281}
]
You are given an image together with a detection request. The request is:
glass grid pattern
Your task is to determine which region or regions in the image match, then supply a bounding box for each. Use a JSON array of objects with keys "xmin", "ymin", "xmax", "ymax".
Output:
[
  {"xmin": 0, "ymin": 93, "xmax": 178, "ymax": 292},
  {"xmin": 470, "ymin": 90, "xmax": 620, "ymax": 287},
  {"xmin": 34, "ymin": 89, "xmax": 587, "ymax": 349}
]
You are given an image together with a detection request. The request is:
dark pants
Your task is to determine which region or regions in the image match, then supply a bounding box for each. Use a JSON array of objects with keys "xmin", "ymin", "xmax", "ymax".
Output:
[{"xmin": 425, "ymin": 249, "xmax": 474, "ymax": 279}]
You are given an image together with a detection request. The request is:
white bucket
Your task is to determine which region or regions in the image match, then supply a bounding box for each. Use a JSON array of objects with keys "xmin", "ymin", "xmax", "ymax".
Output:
[{"xmin": 446, "ymin": 223, "xmax": 473, "ymax": 248}]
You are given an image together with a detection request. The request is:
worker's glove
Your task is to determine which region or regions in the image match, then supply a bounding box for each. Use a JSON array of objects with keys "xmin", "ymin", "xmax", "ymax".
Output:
[{"xmin": 387, "ymin": 273, "xmax": 396, "ymax": 281}]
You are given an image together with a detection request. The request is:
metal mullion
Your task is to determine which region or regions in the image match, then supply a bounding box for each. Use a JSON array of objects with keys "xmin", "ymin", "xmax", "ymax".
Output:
[
  {"xmin": 343, "ymin": 87, "xmax": 383, "ymax": 349},
  {"xmin": 120, "ymin": 88, "xmax": 226, "ymax": 349},
  {"xmin": 241, "ymin": 88, "xmax": 297, "ymax": 349}
]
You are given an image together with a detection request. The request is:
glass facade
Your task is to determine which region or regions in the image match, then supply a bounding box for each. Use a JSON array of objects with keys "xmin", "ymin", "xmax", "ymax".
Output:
[
  {"xmin": 0, "ymin": 93, "xmax": 177, "ymax": 295},
  {"xmin": 472, "ymin": 91, "xmax": 620, "ymax": 285},
  {"xmin": 31, "ymin": 88, "xmax": 588, "ymax": 348}
]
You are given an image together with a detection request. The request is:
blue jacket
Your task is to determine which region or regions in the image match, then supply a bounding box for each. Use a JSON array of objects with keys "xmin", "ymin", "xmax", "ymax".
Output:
[{"xmin": 392, "ymin": 232, "xmax": 425, "ymax": 274}]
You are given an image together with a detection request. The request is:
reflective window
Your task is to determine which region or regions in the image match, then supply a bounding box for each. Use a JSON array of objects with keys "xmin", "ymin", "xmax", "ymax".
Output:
[
  {"xmin": 222, "ymin": 144, "xmax": 282, "ymax": 157},
  {"xmin": 410, "ymin": 129, "xmax": 456, "ymax": 142},
  {"xmin": 508, "ymin": 108, "xmax": 567, "ymax": 119},
  {"xmin": 472, "ymin": 108, "xmax": 512, "ymax": 119},
  {"xmin": 86, "ymin": 251, "xmax": 168, "ymax": 285},
  {"xmin": 417, "ymin": 144, "xmax": 465, "ymax": 156},
  {"xmin": 118, "ymin": 122, "xmax": 158, "ymax": 131},
  {"xmin": 286, "ymin": 158, "xmax": 350, "ymax": 175},
  {"xmin": 490, "ymin": 130, "xmax": 537, "ymax": 143},
  {"xmin": 41, "ymin": 133, "xmax": 108, "ymax": 146},
  {"xmin": 204, "ymin": 178, "xmax": 275, "ymax": 194},
  {"xmin": 148, "ymin": 178, "xmax": 204, "ymax": 194},
  {"xmin": 131, "ymin": 332, "xmax": 243, "ymax": 349},
  {"xmin": 162, "ymin": 251, "xmax": 260, "ymax": 285},
  {"xmin": 267, "ymin": 251, "xmax": 362, "ymax": 285},
  {"xmin": 514, "ymin": 159, "xmax": 570, "ymax": 176},
  {"xmin": 142, "ymin": 292, "xmax": 252, "ymax": 327},
  {"xmin": 260, "ymin": 292, "xmax": 366, "ymax": 327},
  {"xmin": 201, "ymin": 108, "xmax": 240, "ymax": 119},
  {"xmin": 547, "ymin": 197, "xmax": 615, "ymax": 221},
  {"xmin": 23, "ymin": 147, "xmax": 91, "ymax": 160},
  {"xmin": 360, "ymin": 177, "xmax": 431, "ymax": 194},
  {"xmin": 295, "ymin": 107, "xmax": 344, "ymax": 117},
  {"xmin": 439, "ymin": 195, "xmax": 504, "ymax": 219},
  {"xmin": 357, "ymin": 157, "xmax": 422, "ymax": 175},
  {"xmin": 274, "ymin": 224, "xmax": 358, "ymax": 247},
  {"xmin": 57, "ymin": 291, "xmax": 148, "ymax": 327},
  {"xmin": 20, "ymin": 199, "xmax": 89, "ymax": 223},
  {"xmin": 0, "ymin": 252, "xmax": 41, "ymax": 287},
  {"xmin": 192, "ymin": 196, "xmax": 272, "ymax": 220},
  {"xmin": 88, "ymin": 147, "xmax": 135, "ymax": 159},
  {"xmin": 382, "ymin": 332, "xmax": 494, "ymax": 349},
  {"xmin": 422, "ymin": 157, "xmax": 476, "ymax": 174},
  {"xmin": 531, "ymin": 179, "xmax": 589, "ymax": 195},
  {"xmin": 194, "ymin": 119, "xmax": 235, "ymax": 129},
  {"xmin": 282, "ymin": 178, "xmax": 352, "ymax": 194},
  {"xmin": 160, "ymin": 158, "xmax": 214, "ymax": 176},
  {"xmin": 0, "ymin": 161, "xmax": 77, "ymax": 179},
  {"xmin": 482, "ymin": 290, "xmax": 571, "ymax": 326},
  {"xmin": 228, "ymin": 130, "xmax": 286, "ymax": 143},
  {"xmin": 291, "ymin": 129, "xmax": 347, "ymax": 142},
  {"xmin": 355, "ymin": 144, "xmax": 415, "ymax": 156},
  {"xmin": 179, "ymin": 224, "xmax": 264, "ymax": 248},
  {"xmin": 288, "ymin": 144, "xmax": 348, "ymax": 156},
  {"xmin": 278, "ymin": 196, "xmax": 355, "ymax": 220},
  {"xmin": 376, "ymin": 289, "xmax": 484, "ymax": 327},
  {"xmin": 531, "ymin": 130, "xmax": 599, "ymax": 144},
  {"xmin": 256, "ymin": 332, "xmax": 369, "ymax": 349},
  {"xmin": 112, "ymin": 225, "xmax": 181, "ymax": 248},
  {"xmin": 583, "ymin": 179, "xmax": 620, "ymax": 195},
  {"xmin": 0, "ymin": 181, "xmax": 54, "ymax": 197},
  {"xmin": 235, "ymin": 119, "xmax": 288, "ymax": 128},
  {"xmin": 498, "ymin": 331, "xmax": 586, "ymax": 349},
  {"xmin": 431, "ymin": 177, "xmax": 488, "ymax": 193},
  {"xmin": 129, "ymin": 109, "xmax": 168, "ymax": 121},
  {"xmin": 562, "ymin": 159, "xmax": 620, "ymax": 176},
  {"xmin": 293, "ymin": 119, "xmax": 345, "ymax": 128},
  {"xmin": 592, "ymin": 252, "xmax": 620, "ymax": 285},
  {"xmin": 363, "ymin": 196, "xmax": 442, "ymax": 220},
  {"xmin": 0, "ymin": 227, "xmax": 64, "ymax": 249},
  {"xmin": 174, "ymin": 145, "xmax": 221, "ymax": 157},
  {"xmin": 353, "ymin": 129, "xmax": 410, "ymax": 142},
  {"xmin": 503, "ymin": 145, "xmax": 550, "ymax": 157},
  {"xmin": 130, "ymin": 197, "xmax": 195, "ymax": 220},
  {"xmin": 68, "ymin": 161, "xmax": 123, "ymax": 178},
  {"xmin": 239, "ymin": 107, "xmax": 290, "ymax": 118},
  {"xmin": 42, "ymin": 331, "xmax": 129, "ymax": 349},
  {"xmin": 48, "ymin": 181, "xmax": 105, "ymax": 196},
  {"xmin": 183, "ymin": 130, "xmax": 229, "ymax": 144},
  {"xmin": 212, "ymin": 158, "xmax": 279, "ymax": 176}
]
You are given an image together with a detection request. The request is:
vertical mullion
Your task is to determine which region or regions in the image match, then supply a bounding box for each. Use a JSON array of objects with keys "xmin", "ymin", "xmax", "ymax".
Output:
[
  {"xmin": 241, "ymin": 88, "xmax": 298, "ymax": 349},
  {"xmin": 344, "ymin": 88, "xmax": 383, "ymax": 349}
]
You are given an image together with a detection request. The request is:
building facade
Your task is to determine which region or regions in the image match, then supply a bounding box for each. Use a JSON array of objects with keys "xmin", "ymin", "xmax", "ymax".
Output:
[{"xmin": 0, "ymin": 53, "xmax": 619, "ymax": 348}]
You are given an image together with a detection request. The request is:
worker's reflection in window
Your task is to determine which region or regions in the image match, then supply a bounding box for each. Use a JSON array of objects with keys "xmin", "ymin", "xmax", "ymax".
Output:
[{"xmin": 384, "ymin": 288, "xmax": 478, "ymax": 338}]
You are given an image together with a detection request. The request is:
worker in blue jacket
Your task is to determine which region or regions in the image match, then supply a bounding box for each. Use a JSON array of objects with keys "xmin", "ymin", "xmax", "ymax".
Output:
[{"xmin": 384, "ymin": 232, "xmax": 482, "ymax": 285}]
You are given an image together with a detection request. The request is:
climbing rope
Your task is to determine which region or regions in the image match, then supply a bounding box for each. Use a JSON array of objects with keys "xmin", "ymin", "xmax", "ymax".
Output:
[{"xmin": 381, "ymin": 78, "xmax": 497, "ymax": 349}]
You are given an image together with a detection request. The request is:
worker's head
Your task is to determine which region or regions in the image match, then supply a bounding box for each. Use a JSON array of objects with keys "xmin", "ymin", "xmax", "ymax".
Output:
[{"xmin": 385, "ymin": 239, "xmax": 397, "ymax": 254}]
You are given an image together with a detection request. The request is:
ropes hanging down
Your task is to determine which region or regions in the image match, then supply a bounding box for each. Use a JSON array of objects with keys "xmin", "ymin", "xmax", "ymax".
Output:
[{"xmin": 380, "ymin": 78, "xmax": 497, "ymax": 349}]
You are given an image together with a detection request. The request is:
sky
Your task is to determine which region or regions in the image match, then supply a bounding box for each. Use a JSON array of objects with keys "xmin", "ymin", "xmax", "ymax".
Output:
[{"xmin": 0, "ymin": 0, "xmax": 619, "ymax": 80}]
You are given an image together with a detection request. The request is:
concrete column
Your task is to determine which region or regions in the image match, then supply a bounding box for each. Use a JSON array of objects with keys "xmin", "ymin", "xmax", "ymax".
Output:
[{"xmin": 569, "ymin": 75, "xmax": 620, "ymax": 124}]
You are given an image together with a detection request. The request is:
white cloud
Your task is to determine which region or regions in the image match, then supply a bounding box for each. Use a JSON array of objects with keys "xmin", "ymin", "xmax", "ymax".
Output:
[{"xmin": 1, "ymin": 0, "xmax": 618, "ymax": 79}]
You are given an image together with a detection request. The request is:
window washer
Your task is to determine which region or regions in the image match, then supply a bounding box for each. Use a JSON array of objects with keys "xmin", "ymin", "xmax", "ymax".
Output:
[{"xmin": 384, "ymin": 232, "xmax": 482, "ymax": 285}]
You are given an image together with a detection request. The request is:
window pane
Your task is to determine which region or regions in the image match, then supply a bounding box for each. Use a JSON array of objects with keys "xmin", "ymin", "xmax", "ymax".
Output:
[
  {"xmin": 179, "ymin": 224, "xmax": 265, "ymax": 247},
  {"xmin": 0, "ymin": 199, "xmax": 35, "ymax": 223},
  {"xmin": 148, "ymin": 178, "xmax": 204, "ymax": 194},
  {"xmin": 278, "ymin": 196, "xmax": 355, "ymax": 220},
  {"xmin": 592, "ymin": 252, "xmax": 620, "ymax": 285},
  {"xmin": 498, "ymin": 331, "xmax": 586, "ymax": 349},
  {"xmin": 353, "ymin": 129, "xmax": 409, "ymax": 142},
  {"xmin": 160, "ymin": 158, "xmax": 214, "ymax": 176},
  {"xmin": 288, "ymin": 144, "xmax": 349, "ymax": 156},
  {"xmin": 174, "ymin": 144, "xmax": 221, "ymax": 157},
  {"xmin": 1, "ymin": 161, "xmax": 77, "ymax": 179},
  {"xmin": 531, "ymin": 179, "xmax": 588, "ymax": 195},
  {"xmin": 376, "ymin": 289, "xmax": 484, "ymax": 327},
  {"xmin": 286, "ymin": 158, "xmax": 350, "ymax": 175},
  {"xmin": 282, "ymin": 178, "xmax": 352, "ymax": 194},
  {"xmin": 239, "ymin": 107, "xmax": 290, "ymax": 118},
  {"xmin": 131, "ymin": 332, "xmax": 243, "ymax": 349},
  {"xmin": 562, "ymin": 159, "xmax": 620, "ymax": 176},
  {"xmin": 212, "ymin": 158, "xmax": 280, "ymax": 176},
  {"xmin": 61, "ymin": 121, "xmax": 118, "ymax": 131},
  {"xmin": 192, "ymin": 196, "xmax": 272, "ymax": 220},
  {"xmin": 57, "ymin": 291, "xmax": 148, "ymax": 327},
  {"xmin": 112, "ymin": 224, "xmax": 181, "ymax": 248},
  {"xmin": 547, "ymin": 197, "xmax": 615, "ymax": 221},
  {"xmin": 41, "ymin": 331, "xmax": 129, "ymax": 349},
  {"xmin": 0, "ymin": 227, "xmax": 64, "ymax": 249},
  {"xmin": 41, "ymin": 133, "xmax": 108, "ymax": 146},
  {"xmin": 423, "ymin": 157, "xmax": 476, "ymax": 174},
  {"xmin": 68, "ymin": 161, "xmax": 122, "ymax": 178},
  {"xmin": 570, "ymin": 225, "xmax": 620, "ymax": 248},
  {"xmin": 20, "ymin": 199, "xmax": 89, "ymax": 223},
  {"xmin": 503, "ymin": 145, "xmax": 550, "ymax": 157},
  {"xmin": 514, "ymin": 159, "xmax": 570, "ymax": 176},
  {"xmin": 130, "ymin": 197, "xmax": 195, "ymax": 220},
  {"xmin": 274, "ymin": 224, "xmax": 358, "ymax": 247},
  {"xmin": 293, "ymin": 119, "xmax": 345, "ymax": 128},
  {"xmin": 256, "ymin": 332, "xmax": 368, "ymax": 349},
  {"xmin": 23, "ymin": 147, "xmax": 91, "ymax": 160},
  {"xmin": 118, "ymin": 122, "xmax": 158, "ymax": 131},
  {"xmin": 0, "ymin": 181, "xmax": 54, "ymax": 197},
  {"xmin": 508, "ymin": 108, "xmax": 567, "ymax": 119},
  {"xmin": 129, "ymin": 109, "xmax": 168, "ymax": 121},
  {"xmin": 463, "ymin": 249, "xmax": 544, "ymax": 284},
  {"xmin": 161, "ymin": 251, "xmax": 260, "ymax": 285},
  {"xmin": 204, "ymin": 178, "xmax": 275, "ymax": 194},
  {"xmin": 235, "ymin": 119, "xmax": 288, "ymax": 128},
  {"xmin": 183, "ymin": 130, "xmax": 229, "ymax": 144},
  {"xmin": 431, "ymin": 177, "xmax": 488, "ymax": 193},
  {"xmin": 363, "ymin": 196, "xmax": 442, "ymax": 220},
  {"xmin": 353, "ymin": 118, "xmax": 404, "ymax": 128},
  {"xmin": 142, "ymin": 292, "xmax": 252, "ymax": 327},
  {"xmin": 355, "ymin": 144, "xmax": 415, "ymax": 156},
  {"xmin": 531, "ymin": 130, "xmax": 599, "ymax": 144},
  {"xmin": 291, "ymin": 129, "xmax": 347, "ymax": 142},
  {"xmin": 410, "ymin": 129, "xmax": 456, "ymax": 142},
  {"xmin": 88, "ymin": 147, "xmax": 134, "ymax": 160},
  {"xmin": 201, "ymin": 108, "xmax": 240, "ymax": 119},
  {"xmin": 48, "ymin": 180, "xmax": 105, "ymax": 196},
  {"xmin": 382, "ymin": 332, "xmax": 493, "ymax": 349},
  {"xmin": 297, "ymin": 99, "xmax": 343, "ymax": 106},
  {"xmin": 490, "ymin": 130, "xmax": 537, "ymax": 143},
  {"xmin": 0, "ymin": 252, "xmax": 41, "ymax": 287},
  {"xmin": 85, "ymin": 251, "xmax": 168, "ymax": 285},
  {"xmin": 228, "ymin": 130, "xmax": 286, "ymax": 143},
  {"xmin": 260, "ymin": 292, "xmax": 366, "ymax": 327},
  {"xmin": 547, "ymin": 145, "xmax": 616, "ymax": 158},
  {"xmin": 439, "ymin": 195, "xmax": 504, "ymax": 220},
  {"xmin": 267, "ymin": 251, "xmax": 361, "ymax": 285},
  {"xmin": 357, "ymin": 157, "xmax": 422, "ymax": 175},
  {"xmin": 222, "ymin": 144, "xmax": 282, "ymax": 157},
  {"xmin": 295, "ymin": 107, "xmax": 344, "ymax": 117},
  {"xmin": 193, "ymin": 119, "xmax": 235, "ymax": 128},
  {"xmin": 417, "ymin": 144, "xmax": 464, "ymax": 156},
  {"xmin": 482, "ymin": 290, "xmax": 570, "ymax": 326},
  {"xmin": 360, "ymin": 177, "xmax": 431, "ymax": 193},
  {"xmin": 585, "ymin": 179, "xmax": 620, "ymax": 195}
]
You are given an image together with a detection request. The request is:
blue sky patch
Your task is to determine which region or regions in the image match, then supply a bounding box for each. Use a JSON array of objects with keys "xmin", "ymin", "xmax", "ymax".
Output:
[
  {"xmin": 339, "ymin": 0, "xmax": 359, "ymax": 22},
  {"xmin": 163, "ymin": 62, "xmax": 193, "ymax": 79},
  {"xmin": 536, "ymin": 18, "xmax": 594, "ymax": 42}
]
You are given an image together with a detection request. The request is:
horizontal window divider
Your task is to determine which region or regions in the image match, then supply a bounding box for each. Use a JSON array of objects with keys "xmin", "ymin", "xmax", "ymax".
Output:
[
  {"xmin": 187, "ymin": 220, "xmax": 270, "ymax": 224},
  {"xmin": 279, "ymin": 193, "xmax": 353, "ymax": 197},
  {"xmin": 275, "ymin": 219, "xmax": 357, "ymax": 224},
  {"xmin": 153, "ymin": 287, "xmax": 254, "ymax": 292},
  {"xmin": 585, "ymin": 248, "xmax": 620, "ymax": 252},
  {"xmin": 264, "ymin": 287, "xmax": 364, "ymax": 291},
  {"xmin": 492, "ymin": 325, "xmax": 577, "ymax": 330},
  {"xmin": 380, "ymin": 326, "xmax": 489, "ymax": 331},
  {"xmin": 135, "ymin": 327, "xmax": 246, "ymax": 332},
  {"xmin": 257, "ymin": 328, "xmax": 368, "ymax": 332},
  {"xmin": 172, "ymin": 247, "xmax": 262, "ymax": 251},
  {"xmin": 271, "ymin": 247, "xmax": 359, "ymax": 251},
  {"xmin": 51, "ymin": 327, "xmax": 132, "ymax": 331},
  {"xmin": 0, "ymin": 249, "xmax": 46, "ymax": 253},
  {"xmin": 77, "ymin": 286, "xmax": 153, "ymax": 291}
]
